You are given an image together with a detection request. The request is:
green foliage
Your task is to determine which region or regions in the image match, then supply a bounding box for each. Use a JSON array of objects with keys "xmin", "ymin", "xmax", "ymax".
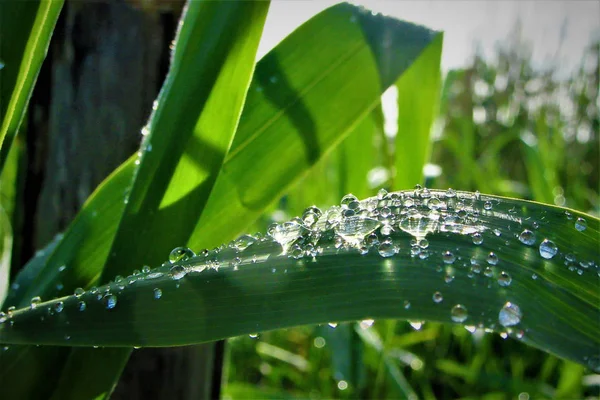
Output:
[{"xmin": 0, "ymin": 1, "xmax": 598, "ymax": 399}]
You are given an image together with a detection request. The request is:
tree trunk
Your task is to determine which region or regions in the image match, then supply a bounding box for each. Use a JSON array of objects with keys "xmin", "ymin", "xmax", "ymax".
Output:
[{"xmin": 22, "ymin": 1, "xmax": 219, "ymax": 398}]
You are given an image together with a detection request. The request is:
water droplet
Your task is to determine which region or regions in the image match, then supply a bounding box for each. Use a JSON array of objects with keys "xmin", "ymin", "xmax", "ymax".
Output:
[
  {"xmin": 519, "ymin": 230, "xmax": 535, "ymax": 245},
  {"xmin": 58, "ymin": 265, "xmax": 67, "ymax": 272},
  {"xmin": 153, "ymin": 288, "xmax": 162, "ymax": 299},
  {"xmin": 170, "ymin": 265, "xmax": 187, "ymax": 280},
  {"xmin": 565, "ymin": 211, "xmax": 572, "ymax": 220},
  {"xmin": 483, "ymin": 267, "xmax": 494, "ymax": 277},
  {"xmin": 498, "ymin": 271, "xmax": 512, "ymax": 286},
  {"xmin": 444, "ymin": 274, "xmax": 454, "ymax": 283},
  {"xmin": 483, "ymin": 201, "xmax": 492, "ymax": 210},
  {"xmin": 360, "ymin": 319, "xmax": 375, "ymax": 329},
  {"xmin": 104, "ymin": 294, "xmax": 117, "ymax": 310},
  {"xmin": 499, "ymin": 302, "xmax": 522, "ymax": 327},
  {"xmin": 432, "ymin": 291, "xmax": 443, "ymax": 303},
  {"xmin": 575, "ymin": 217, "xmax": 587, "ymax": 231},
  {"xmin": 472, "ymin": 232, "xmax": 483, "ymax": 245},
  {"xmin": 377, "ymin": 188, "xmax": 388, "ymax": 200},
  {"xmin": 74, "ymin": 287, "xmax": 85, "ymax": 297},
  {"xmin": 301, "ymin": 206, "xmax": 322, "ymax": 227},
  {"xmin": 340, "ymin": 194, "xmax": 360, "ymax": 210},
  {"xmin": 169, "ymin": 247, "xmax": 195, "ymax": 263},
  {"xmin": 232, "ymin": 234, "xmax": 256, "ymax": 251},
  {"xmin": 378, "ymin": 240, "xmax": 396, "ymax": 257},
  {"xmin": 445, "ymin": 188, "xmax": 457, "ymax": 198},
  {"xmin": 403, "ymin": 300, "xmax": 411, "ymax": 309},
  {"xmin": 487, "ymin": 252, "xmax": 499, "ymax": 265},
  {"xmin": 0, "ymin": 312, "xmax": 7, "ymax": 323},
  {"xmin": 328, "ymin": 322, "xmax": 338, "ymax": 328},
  {"xmin": 335, "ymin": 216, "xmax": 381, "ymax": 244},
  {"xmin": 78, "ymin": 301, "xmax": 86, "ymax": 311},
  {"xmin": 451, "ymin": 304, "xmax": 468, "ymax": 323},
  {"xmin": 539, "ymin": 239, "xmax": 558, "ymax": 259},
  {"xmin": 409, "ymin": 321, "xmax": 423, "ymax": 330},
  {"xmin": 380, "ymin": 224, "xmax": 394, "ymax": 235},
  {"xmin": 442, "ymin": 251, "xmax": 455, "ymax": 264},
  {"xmin": 268, "ymin": 221, "xmax": 303, "ymax": 248},
  {"xmin": 54, "ymin": 302, "xmax": 64, "ymax": 313},
  {"xmin": 249, "ymin": 333, "xmax": 259, "ymax": 339},
  {"xmin": 30, "ymin": 296, "xmax": 41, "ymax": 309}
]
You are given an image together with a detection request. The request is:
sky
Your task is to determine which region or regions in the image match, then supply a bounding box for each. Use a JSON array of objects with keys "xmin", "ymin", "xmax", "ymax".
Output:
[{"xmin": 257, "ymin": 1, "xmax": 600, "ymax": 76}]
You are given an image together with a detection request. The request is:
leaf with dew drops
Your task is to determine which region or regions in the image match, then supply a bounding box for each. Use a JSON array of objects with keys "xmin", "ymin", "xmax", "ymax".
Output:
[{"xmin": 0, "ymin": 189, "xmax": 598, "ymax": 374}]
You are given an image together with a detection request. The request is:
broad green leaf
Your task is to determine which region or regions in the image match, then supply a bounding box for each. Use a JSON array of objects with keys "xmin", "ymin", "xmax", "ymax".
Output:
[
  {"xmin": 189, "ymin": 4, "xmax": 440, "ymax": 250},
  {"xmin": 394, "ymin": 33, "xmax": 443, "ymax": 190},
  {"xmin": 2, "ymin": 190, "xmax": 598, "ymax": 374},
  {"xmin": 0, "ymin": 0, "xmax": 63, "ymax": 173}
]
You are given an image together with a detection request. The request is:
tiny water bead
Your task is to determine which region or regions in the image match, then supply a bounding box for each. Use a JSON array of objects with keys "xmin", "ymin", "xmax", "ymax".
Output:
[
  {"xmin": 30, "ymin": 296, "xmax": 41, "ymax": 309},
  {"xmin": 539, "ymin": 239, "xmax": 558, "ymax": 259},
  {"xmin": 518, "ymin": 229, "xmax": 535, "ymax": 246},
  {"xmin": 575, "ymin": 217, "xmax": 587, "ymax": 232},
  {"xmin": 432, "ymin": 291, "xmax": 443, "ymax": 303},
  {"xmin": 472, "ymin": 232, "xmax": 483, "ymax": 245},
  {"xmin": 78, "ymin": 301, "xmax": 86, "ymax": 311},
  {"xmin": 442, "ymin": 251, "xmax": 455, "ymax": 264},
  {"xmin": 451, "ymin": 304, "xmax": 468, "ymax": 323},
  {"xmin": 54, "ymin": 301, "xmax": 65, "ymax": 313},
  {"xmin": 153, "ymin": 288, "xmax": 162, "ymax": 299},
  {"xmin": 169, "ymin": 247, "xmax": 195, "ymax": 263},
  {"xmin": 486, "ymin": 252, "xmax": 498, "ymax": 265},
  {"xmin": 499, "ymin": 302, "xmax": 522, "ymax": 327},
  {"xmin": 498, "ymin": 271, "xmax": 512, "ymax": 287},
  {"xmin": 104, "ymin": 294, "xmax": 117, "ymax": 310}
]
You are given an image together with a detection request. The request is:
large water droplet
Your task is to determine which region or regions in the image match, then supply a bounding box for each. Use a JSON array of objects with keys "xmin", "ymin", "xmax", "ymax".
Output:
[
  {"xmin": 104, "ymin": 294, "xmax": 117, "ymax": 310},
  {"xmin": 539, "ymin": 239, "xmax": 558, "ymax": 259},
  {"xmin": 74, "ymin": 288, "xmax": 85, "ymax": 297},
  {"xmin": 169, "ymin": 247, "xmax": 195, "ymax": 263},
  {"xmin": 487, "ymin": 252, "xmax": 499, "ymax": 265},
  {"xmin": 519, "ymin": 230, "xmax": 535, "ymax": 245},
  {"xmin": 335, "ymin": 216, "xmax": 381, "ymax": 244},
  {"xmin": 451, "ymin": 304, "xmax": 468, "ymax": 323},
  {"xmin": 499, "ymin": 302, "xmax": 522, "ymax": 327},
  {"xmin": 432, "ymin": 291, "xmax": 443, "ymax": 303},
  {"xmin": 575, "ymin": 217, "xmax": 587, "ymax": 232},
  {"xmin": 170, "ymin": 265, "xmax": 187, "ymax": 280},
  {"xmin": 472, "ymin": 232, "xmax": 483, "ymax": 245}
]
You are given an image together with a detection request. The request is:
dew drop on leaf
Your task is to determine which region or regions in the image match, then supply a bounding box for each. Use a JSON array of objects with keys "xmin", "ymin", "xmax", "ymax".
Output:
[
  {"xmin": 432, "ymin": 291, "xmax": 443, "ymax": 303},
  {"xmin": 170, "ymin": 265, "xmax": 186, "ymax": 280},
  {"xmin": 153, "ymin": 288, "xmax": 162, "ymax": 299},
  {"xmin": 74, "ymin": 288, "xmax": 85, "ymax": 297},
  {"xmin": 487, "ymin": 252, "xmax": 499, "ymax": 265},
  {"xmin": 498, "ymin": 271, "xmax": 512, "ymax": 286},
  {"xmin": 378, "ymin": 240, "xmax": 396, "ymax": 257},
  {"xmin": 499, "ymin": 302, "xmax": 522, "ymax": 327},
  {"xmin": 519, "ymin": 229, "xmax": 535, "ymax": 245},
  {"xmin": 104, "ymin": 294, "xmax": 117, "ymax": 310},
  {"xmin": 472, "ymin": 232, "xmax": 483, "ymax": 245},
  {"xmin": 340, "ymin": 193, "xmax": 360, "ymax": 210},
  {"xmin": 539, "ymin": 239, "xmax": 558, "ymax": 259},
  {"xmin": 54, "ymin": 301, "xmax": 64, "ymax": 313},
  {"xmin": 169, "ymin": 247, "xmax": 195, "ymax": 264},
  {"xmin": 78, "ymin": 301, "xmax": 86, "ymax": 311},
  {"xmin": 442, "ymin": 251, "xmax": 455, "ymax": 264},
  {"xmin": 451, "ymin": 304, "xmax": 468, "ymax": 323},
  {"xmin": 232, "ymin": 234, "xmax": 256, "ymax": 251},
  {"xmin": 575, "ymin": 217, "xmax": 587, "ymax": 232},
  {"xmin": 30, "ymin": 296, "xmax": 41, "ymax": 309}
]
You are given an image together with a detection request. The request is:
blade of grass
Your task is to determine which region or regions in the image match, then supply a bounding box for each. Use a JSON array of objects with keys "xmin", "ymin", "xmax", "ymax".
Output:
[
  {"xmin": 0, "ymin": 0, "xmax": 63, "ymax": 173},
  {"xmin": 394, "ymin": 33, "xmax": 443, "ymax": 190},
  {"xmin": 1, "ymin": 190, "xmax": 597, "ymax": 373}
]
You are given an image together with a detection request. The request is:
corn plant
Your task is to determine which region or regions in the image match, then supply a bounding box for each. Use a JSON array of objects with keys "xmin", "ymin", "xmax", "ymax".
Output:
[{"xmin": 0, "ymin": 1, "xmax": 598, "ymax": 399}]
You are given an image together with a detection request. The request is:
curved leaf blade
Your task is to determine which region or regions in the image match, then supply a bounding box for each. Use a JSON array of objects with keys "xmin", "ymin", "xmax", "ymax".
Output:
[{"xmin": 1, "ymin": 190, "xmax": 597, "ymax": 372}]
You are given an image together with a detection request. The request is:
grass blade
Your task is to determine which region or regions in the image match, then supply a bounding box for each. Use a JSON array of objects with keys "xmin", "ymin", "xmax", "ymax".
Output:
[
  {"xmin": 0, "ymin": 0, "xmax": 63, "ymax": 173},
  {"xmin": 2, "ymin": 190, "xmax": 597, "ymax": 373},
  {"xmin": 394, "ymin": 33, "xmax": 443, "ymax": 190}
]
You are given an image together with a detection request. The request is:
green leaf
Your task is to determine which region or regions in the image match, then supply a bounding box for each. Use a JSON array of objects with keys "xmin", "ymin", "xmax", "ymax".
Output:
[
  {"xmin": 0, "ymin": 0, "xmax": 63, "ymax": 173},
  {"xmin": 2, "ymin": 190, "xmax": 598, "ymax": 374},
  {"xmin": 188, "ymin": 4, "xmax": 440, "ymax": 250},
  {"xmin": 394, "ymin": 33, "xmax": 443, "ymax": 190}
]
